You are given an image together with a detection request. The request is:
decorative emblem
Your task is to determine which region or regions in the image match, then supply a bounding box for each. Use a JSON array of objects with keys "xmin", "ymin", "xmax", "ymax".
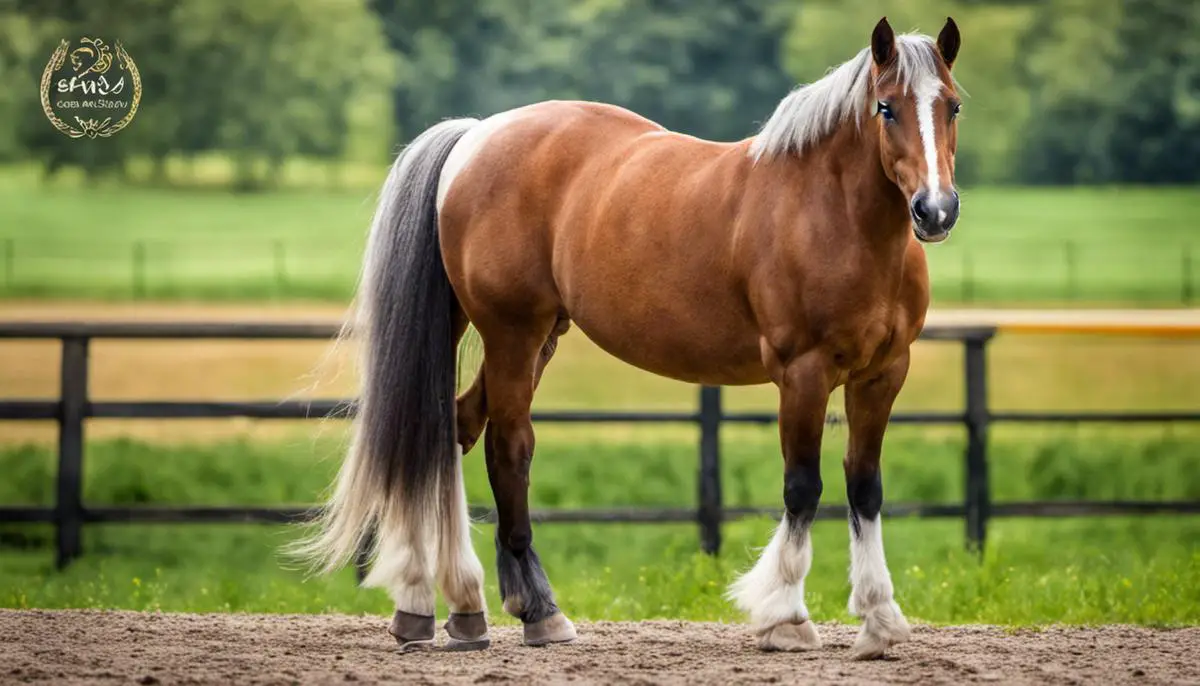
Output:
[{"xmin": 40, "ymin": 37, "xmax": 142, "ymax": 139}]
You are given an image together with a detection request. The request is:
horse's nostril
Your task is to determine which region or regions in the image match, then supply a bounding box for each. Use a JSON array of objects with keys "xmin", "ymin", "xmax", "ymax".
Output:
[
  {"xmin": 947, "ymin": 190, "xmax": 961, "ymax": 213},
  {"xmin": 910, "ymin": 195, "xmax": 931, "ymax": 222}
]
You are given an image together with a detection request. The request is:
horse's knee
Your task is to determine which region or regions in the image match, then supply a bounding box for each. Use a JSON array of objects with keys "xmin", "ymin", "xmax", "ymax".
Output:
[
  {"xmin": 846, "ymin": 470, "xmax": 883, "ymax": 534},
  {"xmin": 783, "ymin": 463, "xmax": 822, "ymax": 527}
]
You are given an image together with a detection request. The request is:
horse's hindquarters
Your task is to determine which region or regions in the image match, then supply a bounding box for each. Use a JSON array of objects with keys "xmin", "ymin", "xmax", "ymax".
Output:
[{"xmin": 439, "ymin": 101, "xmax": 769, "ymax": 386}]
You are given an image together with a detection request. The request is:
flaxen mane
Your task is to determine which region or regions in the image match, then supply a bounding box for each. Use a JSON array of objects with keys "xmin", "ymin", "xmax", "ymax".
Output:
[{"xmin": 750, "ymin": 34, "xmax": 946, "ymax": 162}]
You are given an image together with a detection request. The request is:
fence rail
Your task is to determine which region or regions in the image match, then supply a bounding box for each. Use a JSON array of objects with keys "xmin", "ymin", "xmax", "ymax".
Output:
[{"xmin": 1, "ymin": 321, "xmax": 1198, "ymax": 570}]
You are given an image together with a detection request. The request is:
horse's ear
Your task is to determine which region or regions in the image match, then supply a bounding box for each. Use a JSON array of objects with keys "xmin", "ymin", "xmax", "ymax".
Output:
[
  {"xmin": 938, "ymin": 17, "xmax": 961, "ymax": 69},
  {"xmin": 871, "ymin": 17, "xmax": 896, "ymax": 66}
]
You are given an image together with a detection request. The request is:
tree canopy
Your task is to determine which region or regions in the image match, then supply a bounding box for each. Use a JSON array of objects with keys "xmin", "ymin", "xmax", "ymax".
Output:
[{"xmin": 0, "ymin": 0, "xmax": 1196, "ymax": 187}]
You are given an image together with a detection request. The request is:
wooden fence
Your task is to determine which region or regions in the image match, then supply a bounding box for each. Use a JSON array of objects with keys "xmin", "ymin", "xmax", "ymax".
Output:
[{"xmin": 0, "ymin": 321, "xmax": 1198, "ymax": 570}]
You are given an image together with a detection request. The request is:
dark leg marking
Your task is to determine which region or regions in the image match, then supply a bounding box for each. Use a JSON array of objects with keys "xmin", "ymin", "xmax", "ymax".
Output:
[
  {"xmin": 846, "ymin": 470, "xmax": 883, "ymax": 539},
  {"xmin": 495, "ymin": 533, "xmax": 560, "ymax": 624},
  {"xmin": 783, "ymin": 460, "xmax": 823, "ymax": 532}
]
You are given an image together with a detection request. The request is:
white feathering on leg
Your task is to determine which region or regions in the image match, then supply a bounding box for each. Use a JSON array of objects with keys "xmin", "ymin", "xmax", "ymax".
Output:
[
  {"xmin": 364, "ymin": 512, "xmax": 437, "ymax": 616},
  {"xmin": 437, "ymin": 446, "xmax": 487, "ymax": 614},
  {"xmin": 848, "ymin": 516, "xmax": 910, "ymax": 659},
  {"xmin": 728, "ymin": 516, "xmax": 813, "ymax": 631}
]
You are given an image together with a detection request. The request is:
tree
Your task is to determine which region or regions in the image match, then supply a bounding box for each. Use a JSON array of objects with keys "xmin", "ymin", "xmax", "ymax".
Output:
[
  {"xmin": 172, "ymin": 0, "xmax": 394, "ymax": 189},
  {"xmin": 1020, "ymin": 0, "xmax": 1200, "ymax": 183},
  {"xmin": 0, "ymin": 8, "xmax": 60, "ymax": 161},
  {"xmin": 4, "ymin": 0, "xmax": 394, "ymax": 187},
  {"xmin": 371, "ymin": 0, "xmax": 794, "ymax": 144}
]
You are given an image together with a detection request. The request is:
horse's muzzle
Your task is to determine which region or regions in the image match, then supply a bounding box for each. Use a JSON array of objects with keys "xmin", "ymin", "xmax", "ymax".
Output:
[{"xmin": 911, "ymin": 189, "xmax": 959, "ymax": 243}]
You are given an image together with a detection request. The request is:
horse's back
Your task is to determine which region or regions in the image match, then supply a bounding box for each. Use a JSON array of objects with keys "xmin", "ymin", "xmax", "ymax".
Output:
[
  {"xmin": 437, "ymin": 101, "xmax": 768, "ymax": 383},
  {"xmin": 437, "ymin": 101, "xmax": 657, "ymax": 320}
]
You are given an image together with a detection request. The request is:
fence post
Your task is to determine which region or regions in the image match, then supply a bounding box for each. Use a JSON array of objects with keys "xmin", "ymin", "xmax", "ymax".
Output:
[
  {"xmin": 56, "ymin": 336, "xmax": 90, "ymax": 569},
  {"xmin": 698, "ymin": 385, "xmax": 722, "ymax": 554},
  {"xmin": 132, "ymin": 241, "xmax": 146, "ymax": 299},
  {"xmin": 1183, "ymin": 245, "xmax": 1194, "ymax": 306},
  {"xmin": 963, "ymin": 336, "xmax": 990, "ymax": 553}
]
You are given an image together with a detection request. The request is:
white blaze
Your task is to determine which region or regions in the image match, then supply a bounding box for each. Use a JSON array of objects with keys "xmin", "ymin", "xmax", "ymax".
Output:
[{"xmin": 914, "ymin": 78, "xmax": 943, "ymax": 209}]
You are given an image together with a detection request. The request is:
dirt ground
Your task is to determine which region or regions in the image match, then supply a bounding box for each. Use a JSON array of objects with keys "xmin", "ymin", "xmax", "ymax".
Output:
[{"xmin": 1, "ymin": 611, "xmax": 1195, "ymax": 685}]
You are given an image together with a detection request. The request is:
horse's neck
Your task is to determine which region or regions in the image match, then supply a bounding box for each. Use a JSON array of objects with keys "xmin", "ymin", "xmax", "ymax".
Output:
[
  {"xmin": 831, "ymin": 124, "xmax": 910, "ymax": 244},
  {"xmin": 740, "ymin": 123, "xmax": 914, "ymax": 293}
]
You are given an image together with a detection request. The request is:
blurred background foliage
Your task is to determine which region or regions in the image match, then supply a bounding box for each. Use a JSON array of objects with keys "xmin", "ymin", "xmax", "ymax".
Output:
[{"xmin": 0, "ymin": 0, "xmax": 1198, "ymax": 188}]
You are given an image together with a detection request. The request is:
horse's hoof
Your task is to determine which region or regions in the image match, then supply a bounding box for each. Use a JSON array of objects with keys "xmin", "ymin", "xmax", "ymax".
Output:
[
  {"xmin": 757, "ymin": 619, "xmax": 822, "ymax": 652},
  {"xmin": 389, "ymin": 610, "xmax": 436, "ymax": 652},
  {"xmin": 444, "ymin": 636, "xmax": 491, "ymax": 651},
  {"xmin": 443, "ymin": 612, "xmax": 491, "ymax": 651},
  {"xmin": 850, "ymin": 601, "xmax": 910, "ymax": 660},
  {"xmin": 523, "ymin": 612, "xmax": 577, "ymax": 646}
]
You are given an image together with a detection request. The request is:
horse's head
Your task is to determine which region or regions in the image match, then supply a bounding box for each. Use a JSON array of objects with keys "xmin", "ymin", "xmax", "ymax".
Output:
[{"xmin": 869, "ymin": 17, "xmax": 962, "ymax": 243}]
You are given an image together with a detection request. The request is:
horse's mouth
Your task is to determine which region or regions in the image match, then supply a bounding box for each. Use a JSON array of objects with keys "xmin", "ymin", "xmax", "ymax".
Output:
[{"xmin": 913, "ymin": 225, "xmax": 951, "ymax": 244}]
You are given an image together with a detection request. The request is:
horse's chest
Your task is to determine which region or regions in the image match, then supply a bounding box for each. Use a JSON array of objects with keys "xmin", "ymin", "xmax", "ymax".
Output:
[
  {"xmin": 805, "ymin": 260, "xmax": 924, "ymax": 376},
  {"xmin": 825, "ymin": 317, "xmax": 893, "ymax": 368},
  {"xmin": 811, "ymin": 303, "xmax": 914, "ymax": 379}
]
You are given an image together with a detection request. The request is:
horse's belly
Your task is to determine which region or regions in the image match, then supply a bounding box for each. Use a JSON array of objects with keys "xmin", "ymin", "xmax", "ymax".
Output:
[{"xmin": 564, "ymin": 293, "xmax": 768, "ymax": 386}]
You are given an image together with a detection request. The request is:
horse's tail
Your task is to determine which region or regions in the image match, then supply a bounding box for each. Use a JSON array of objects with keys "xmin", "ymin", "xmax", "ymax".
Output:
[{"xmin": 298, "ymin": 118, "xmax": 478, "ymax": 574}]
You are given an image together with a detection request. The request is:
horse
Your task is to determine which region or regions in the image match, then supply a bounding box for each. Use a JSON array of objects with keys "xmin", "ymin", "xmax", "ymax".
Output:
[{"xmin": 300, "ymin": 15, "xmax": 963, "ymax": 660}]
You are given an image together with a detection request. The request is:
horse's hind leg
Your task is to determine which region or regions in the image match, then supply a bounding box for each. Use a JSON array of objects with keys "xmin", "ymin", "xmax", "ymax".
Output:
[
  {"xmin": 366, "ymin": 505, "xmax": 438, "ymax": 651},
  {"xmin": 479, "ymin": 320, "xmax": 576, "ymax": 646},
  {"xmin": 435, "ymin": 440, "xmax": 490, "ymax": 650},
  {"xmin": 456, "ymin": 317, "xmax": 567, "ymax": 454},
  {"xmin": 434, "ymin": 307, "xmax": 490, "ymax": 650},
  {"xmin": 367, "ymin": 308, "xmax": 478, "ymax": 652},
  {"xmin": 441, "ymin": 317, "xmax": 571, "ymax": 647}
]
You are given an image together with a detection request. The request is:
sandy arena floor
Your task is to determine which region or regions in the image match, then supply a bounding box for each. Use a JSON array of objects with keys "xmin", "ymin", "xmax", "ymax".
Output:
[{"xmin": 1, "ymin": 610, "xmax": 1196, "ymax": 685}]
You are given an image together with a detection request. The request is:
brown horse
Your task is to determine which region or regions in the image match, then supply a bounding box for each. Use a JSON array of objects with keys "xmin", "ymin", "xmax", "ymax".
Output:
[{"xmin": 302, "ymin": 16, "xmax": 963, "ymax": 660}]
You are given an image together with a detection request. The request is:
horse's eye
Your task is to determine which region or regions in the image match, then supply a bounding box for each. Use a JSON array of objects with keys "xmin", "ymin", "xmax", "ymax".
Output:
[
  {"xmin": 950, "ymin": 103, "xmax": 962, "ymax": 120},
  {"xmin": 877, "ymin": 101, "xmax": 895, "ymax": 122}
]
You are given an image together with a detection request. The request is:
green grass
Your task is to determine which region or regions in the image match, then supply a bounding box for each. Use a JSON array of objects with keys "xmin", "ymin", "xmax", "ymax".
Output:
[
  {"xmin": 0, "ymin": 166, "xmax": 1196, "ymax": 304},
  {"xmin": 2, "ymin": 426, "xmax": 1198, "ymax": 624},
  {"xmin": 5, "ymin": 519, "xmax": 1196, "ymax": 626}
]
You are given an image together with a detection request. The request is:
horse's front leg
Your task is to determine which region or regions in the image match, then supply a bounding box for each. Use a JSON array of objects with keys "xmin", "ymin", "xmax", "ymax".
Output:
[
  {"xmin": 730, "ymin": 351, "xmax": 834, "ymax": 651},
  {"xmin": 844, "ymin": 352, "xmax": 912, "ymax": 659}
]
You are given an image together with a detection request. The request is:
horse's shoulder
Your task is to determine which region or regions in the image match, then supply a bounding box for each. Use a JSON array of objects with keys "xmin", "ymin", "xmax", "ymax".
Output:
[{"xmin": 899, "ymin": 238, "xmax": 931, "ymax": 337}]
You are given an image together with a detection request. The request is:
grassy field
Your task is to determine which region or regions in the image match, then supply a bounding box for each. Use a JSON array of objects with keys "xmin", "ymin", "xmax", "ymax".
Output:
[
  {"xmin": 1, "ymin": 301, "xmax": 1198, "ymax": 625},
  {"xmin": 0, "ymin": 166, "xmax": 1197, "ymax": 304},
  {"xmin": 2, "ymin": 427, "xmax": 1197, "ymax": 625}
]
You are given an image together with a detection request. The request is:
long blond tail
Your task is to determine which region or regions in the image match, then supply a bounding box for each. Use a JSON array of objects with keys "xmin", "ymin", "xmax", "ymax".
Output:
[{"xmin": 295, "ymin": 118, "xmax": 478, "ymax": 574}]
